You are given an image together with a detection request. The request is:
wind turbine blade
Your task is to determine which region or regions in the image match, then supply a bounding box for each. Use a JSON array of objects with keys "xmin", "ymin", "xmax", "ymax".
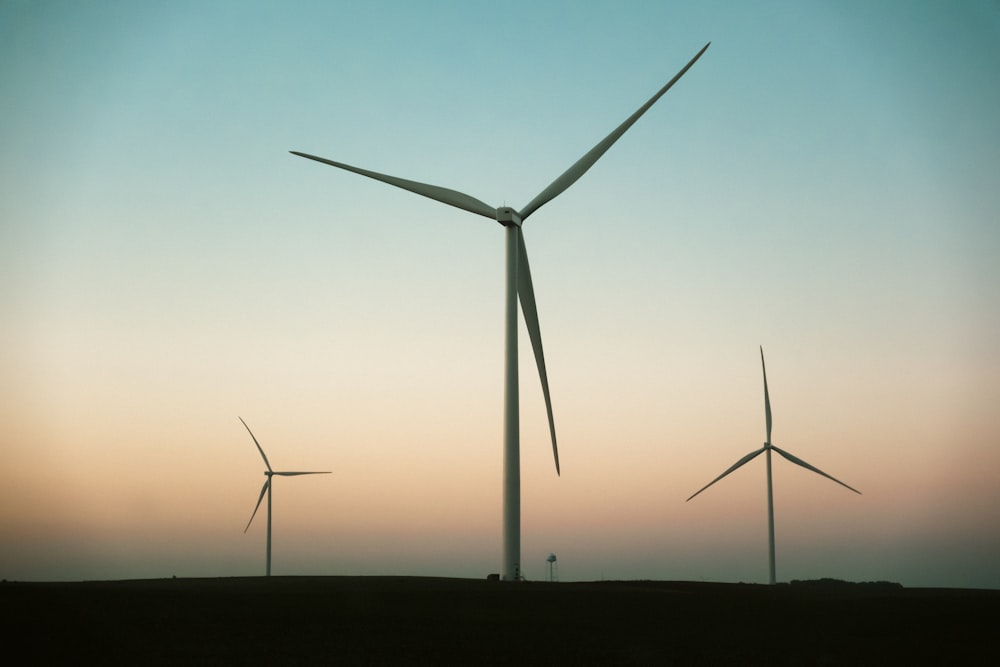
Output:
[
  {"xmin": 272, "ymin": 471, "xmax": 332, "ymax": 476},
  {"xmin": 240, "ymin": 417, "xmax": 272, "ymax": 473},
  {"xmin": 771, "ymin": 446, "xmax": 862, "ymax": 495},
  {"xmin": 517, "ymin": 233, "xmax": 560, "ymax": 475},
  {"xmin": 244, "ymin": 480, "xmax": 269, "ymax": 533},
  {"xmin": 686, "ymin": 447, "xmax": 766, "ymax": 501},
  {"xmin": 290, "ymin": 151, "xmax": 496, "ymax": 220},
  {"xmin": 760, "ymin": 346, "xmax": 772, "ymax": 444},
  {"xmin": 519, "ymin": 42, "xmax": 710, "ymax": 221}
]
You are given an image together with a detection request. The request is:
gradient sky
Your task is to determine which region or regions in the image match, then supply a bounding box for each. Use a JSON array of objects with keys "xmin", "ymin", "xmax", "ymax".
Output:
[{"xmin": 2, "ymin": 1, "xmax": 998, "ymax": 587}]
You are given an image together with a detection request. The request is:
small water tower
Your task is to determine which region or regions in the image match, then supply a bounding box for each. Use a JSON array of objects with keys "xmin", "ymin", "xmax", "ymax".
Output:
[{"xmin": 546, "ymin": 553, "xmax": 558, "ymax": 582}]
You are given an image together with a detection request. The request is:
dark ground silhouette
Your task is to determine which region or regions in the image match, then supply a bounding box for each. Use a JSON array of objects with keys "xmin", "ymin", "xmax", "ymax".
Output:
[{"xmin": 2, "ymin": 576, "xmax": 996, "ymax": 665}]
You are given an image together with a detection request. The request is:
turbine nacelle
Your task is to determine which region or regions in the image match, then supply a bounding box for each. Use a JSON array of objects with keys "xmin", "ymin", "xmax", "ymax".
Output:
[{"xmin": 496, "ymin": 207, "xmax": 522, "ymax": 228}]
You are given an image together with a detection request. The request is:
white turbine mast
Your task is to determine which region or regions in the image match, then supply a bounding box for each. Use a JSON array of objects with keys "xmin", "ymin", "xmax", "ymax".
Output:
[
  {"xmin": 241, "ymin": 417, "xmax": 330, "ymax": 577},
  {"xmin": 293, "ymin": 43, "xmax": 710, "ymax": 581},
  {"xmin": 686, "ymin": 347, "xmax": 861, "ymax": 584}
]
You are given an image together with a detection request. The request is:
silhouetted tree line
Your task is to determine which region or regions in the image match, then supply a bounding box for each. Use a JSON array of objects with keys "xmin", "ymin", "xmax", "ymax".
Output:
[{"xmin": 790, "ymin": 577, "xmax": 903, "ymax": 589}]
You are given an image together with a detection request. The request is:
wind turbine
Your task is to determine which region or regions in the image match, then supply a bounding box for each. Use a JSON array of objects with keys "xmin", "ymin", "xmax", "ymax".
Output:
[
  {"xmin": 240, "ymin": 417, "xmax": 330, "ymax": 577},
  {"xmin": 686, "ymin": 347, "xmax": 861, "ymax": 585},
  {"xmin": 292, "ymin": 43, "xmax": 710, "ymax": 581}
]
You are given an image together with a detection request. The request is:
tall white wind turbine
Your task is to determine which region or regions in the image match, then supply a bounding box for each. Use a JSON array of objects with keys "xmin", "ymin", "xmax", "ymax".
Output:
[
  {"xmin": 240, "ymin": 417, "xmax": 330, "ymax": 577},
  {"xmin": 686, "ymin": 347, "xmax": 861, "ymax": 584},
  {"xmin": 293, "ymin": 43, "xmax": 710, "ymax": 581}
]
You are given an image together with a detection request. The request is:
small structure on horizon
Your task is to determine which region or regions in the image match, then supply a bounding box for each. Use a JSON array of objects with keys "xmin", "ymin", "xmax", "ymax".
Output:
[{"xmin": 546, "ymin": 553, "xmax": 558, "ymax": 582}]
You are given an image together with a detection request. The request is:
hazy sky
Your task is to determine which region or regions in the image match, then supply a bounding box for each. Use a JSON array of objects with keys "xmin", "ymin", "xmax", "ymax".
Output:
[{"xmin": 2, "ymin": 1, "xmax": 998, "ymax": 587}]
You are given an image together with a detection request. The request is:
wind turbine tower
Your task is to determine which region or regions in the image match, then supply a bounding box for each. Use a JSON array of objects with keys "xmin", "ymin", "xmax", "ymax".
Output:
[
  {"xmin": 293, "ymin": 43, "xmax": 709, "ymax": 581},
  {"xmin": 686, "ymin": 348, "xmax": 861, "ymax": 584}
]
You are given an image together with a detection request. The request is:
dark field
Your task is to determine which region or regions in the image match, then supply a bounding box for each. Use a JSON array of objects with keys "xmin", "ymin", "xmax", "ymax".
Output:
[{"xmin": 2, "ymin": 576, "xmax": 997, "ymax": 665}]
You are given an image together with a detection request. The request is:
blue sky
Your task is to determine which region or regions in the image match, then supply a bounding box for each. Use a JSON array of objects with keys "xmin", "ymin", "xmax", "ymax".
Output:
[{"xmin": 2, "ymin": 1, "xmax": 999, "ymax": 587}]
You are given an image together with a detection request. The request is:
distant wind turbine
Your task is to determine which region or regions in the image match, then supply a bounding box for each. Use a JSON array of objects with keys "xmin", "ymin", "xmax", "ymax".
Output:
[
  {"xmin": 292, "ymin": 43, "xmax": 710, "ymax": 581},
  {"xmin": 240, "ymin": 417, "xmax": 330, "ymax": 577},
  {"xmin": 686, "ymin": 347, "xmax": 861, "ymax": 585}
]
